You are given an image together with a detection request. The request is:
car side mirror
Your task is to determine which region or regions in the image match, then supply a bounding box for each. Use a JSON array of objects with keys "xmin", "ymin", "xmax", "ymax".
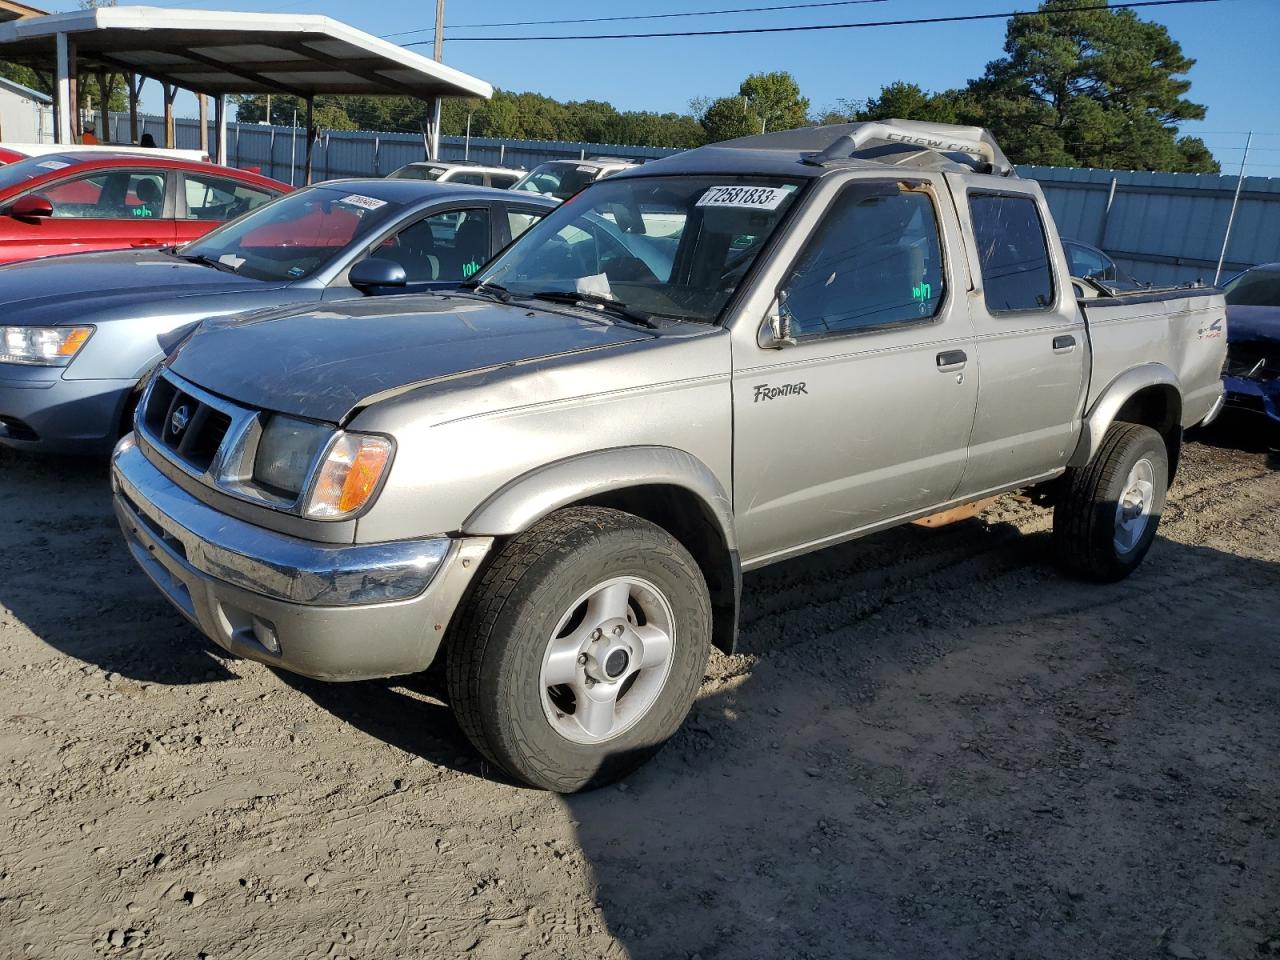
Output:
[
  {"xmin": 349, "ymin": 257, "xmax": 407, "ymax": 293},
  {"xmin": 9, "ymin": 195, "xmax": 53, "ymax": 220},
  {"xmin": 759, "ymin": 290, "xmax": 797, "ymax": 349}
]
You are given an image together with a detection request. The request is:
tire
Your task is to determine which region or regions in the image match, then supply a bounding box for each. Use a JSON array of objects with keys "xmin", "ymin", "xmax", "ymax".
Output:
[
  {"xmin": 446, "ymin": 506, "xmax": 712, "ymax": 792},
  {"xmin": 1053, "ymin": 422, "xmax": 1169, "ymax": 582}
]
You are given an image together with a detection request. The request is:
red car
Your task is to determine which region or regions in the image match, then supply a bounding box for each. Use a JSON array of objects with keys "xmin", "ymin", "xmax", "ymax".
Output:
[{"xmin": 0, "ymin": 153, "xmax": 289, "ymax": 263}]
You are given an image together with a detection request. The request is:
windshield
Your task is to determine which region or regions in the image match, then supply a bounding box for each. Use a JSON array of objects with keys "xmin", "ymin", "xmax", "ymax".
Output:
[
  {"xmin": 388, "ymin": 164, "xmax": 447, "ymax": 181},
  {"xmin": 513, "ymin": 162, "xmax": 603, "ymax": 201},
  {"xmin": 0, "ymin": 154, "xmax": 78, "ymax": 193},
  {"xmin": 1224, "ymin": 269, "xmax": 1280, "ymax": 307},
  {"xmin": 179, "ymin": 186, "xmax": 404, "ymax": 282},
  {"xmin": 474, "ymin": 175, "xmax": 804, "ymax": 324}
]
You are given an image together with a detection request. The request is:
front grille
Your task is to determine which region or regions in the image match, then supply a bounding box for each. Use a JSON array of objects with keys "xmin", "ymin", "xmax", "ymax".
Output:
[
  {"xmin": 1225, "ymin": 343, "xmax": 1274, "ymax": 380},
  {"xmin": 141, "ymin": 373, "xmax": 236, "ymax": 474}
]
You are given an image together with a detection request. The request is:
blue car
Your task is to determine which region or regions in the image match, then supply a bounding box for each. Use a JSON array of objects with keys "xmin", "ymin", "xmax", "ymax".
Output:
[{"xmin": 1221, "ymin": 263, "xmax": 1280, "ymax": 426}]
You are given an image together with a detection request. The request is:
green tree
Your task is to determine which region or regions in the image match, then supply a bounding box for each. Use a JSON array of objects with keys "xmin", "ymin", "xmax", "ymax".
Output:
[
  {"xmin": 854, "ymin": 82, "xmax": 962, "ymax": 124},
  {"xmin": 964, "ymin": 0, "xmax": 1217, "ymax": 172},
  {"xmin": 738, "ymin": 71, "xmax": 809, "ymax": 133},
  {"xmin": 698, "ymin": 96, "xmax": 760, "ymax": 142}
]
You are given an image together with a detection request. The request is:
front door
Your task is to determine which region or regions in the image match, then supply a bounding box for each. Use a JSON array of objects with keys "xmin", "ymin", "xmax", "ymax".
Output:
[
  {"xmin": 732, "ymin": 177, "xmax": 979, "ymax": 565},
  {"xmin": 0, "ymin": 168, "xmax": 177, "ymax": 261}
]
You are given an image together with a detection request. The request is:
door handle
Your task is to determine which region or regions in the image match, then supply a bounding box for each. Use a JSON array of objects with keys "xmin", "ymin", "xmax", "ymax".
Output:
[
  {"xmin": 1053, "ymin": 334, "xmax": 1077, "ymax": 352},
  {"xmin": 936, "ymin": 349, "xmax": 967, "ymax": 371}
]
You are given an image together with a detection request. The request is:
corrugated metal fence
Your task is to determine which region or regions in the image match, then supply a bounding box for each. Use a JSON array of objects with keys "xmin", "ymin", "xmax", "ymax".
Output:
[{"xmin": 108, "ymin": 113, "xmax": 1279, "ymax": 285}]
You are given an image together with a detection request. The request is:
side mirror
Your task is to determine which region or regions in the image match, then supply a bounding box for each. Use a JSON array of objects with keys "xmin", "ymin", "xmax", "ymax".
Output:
[
  {"xmin": 349, "ymin": 257, "xmax": 407, "ymax": 293},
  {"xmin": 9, "ymin": 195, "xmax": 53, "ymax": 220},
  {"xmin": 759, "ymin": 290, "xmax": 798, "ymax": 349}
]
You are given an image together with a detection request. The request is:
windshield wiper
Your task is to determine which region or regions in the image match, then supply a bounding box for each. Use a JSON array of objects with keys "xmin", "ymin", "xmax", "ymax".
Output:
[
  {"xmin": 178, "ymin": 253, "xmax": 239, "ymax": 274},
  {"xmin": 459, "ymin": 278, "xmax": 512, "ymax": 303},
  {"xmin": 527, "ymin": 290, "xmax": 659, "ymax": 329}
]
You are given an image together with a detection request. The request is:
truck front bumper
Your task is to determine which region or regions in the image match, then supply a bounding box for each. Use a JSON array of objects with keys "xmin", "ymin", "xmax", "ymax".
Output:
[{"xmin": 111, "ymin": 437, "xmax": 492, "ymax": 680}]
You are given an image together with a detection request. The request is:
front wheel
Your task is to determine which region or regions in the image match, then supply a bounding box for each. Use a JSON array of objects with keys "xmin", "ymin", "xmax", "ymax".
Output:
[
  {"xmin": 446, "ymin": 506, "xmax": 712, "ymax": 792},
  {"xmin": 1053, "ymin": 422, "xmax": 1169, "ymax": 581}
]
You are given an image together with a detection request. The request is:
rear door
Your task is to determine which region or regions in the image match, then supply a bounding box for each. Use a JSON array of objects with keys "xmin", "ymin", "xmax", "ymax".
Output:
[
  {"xmin": 0, "ymin": 166, "xmax": 177, "ymax": 260},
  {"xmin": 945, "ymin": 175, "xmax": 1088, "ymax": 496},
  {"xmin": 731, "ymin": 175, "xmax": 979, "ymax": 564}
]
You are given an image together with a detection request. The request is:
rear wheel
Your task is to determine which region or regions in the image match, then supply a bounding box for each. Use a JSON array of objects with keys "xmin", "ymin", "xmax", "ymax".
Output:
[
  {"xmin": 1053, "ymin": 422, "xmax": 1169, "ymax": 581},
  {"xmin": 446, "ymin": 506, "xmax": 711, "ymax": 792}
]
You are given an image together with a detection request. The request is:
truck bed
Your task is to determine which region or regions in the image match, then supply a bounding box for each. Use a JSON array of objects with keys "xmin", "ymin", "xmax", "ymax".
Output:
[{"xmin": 1078, "ymin": 281, "xmax": 1227, "ymax": 429}]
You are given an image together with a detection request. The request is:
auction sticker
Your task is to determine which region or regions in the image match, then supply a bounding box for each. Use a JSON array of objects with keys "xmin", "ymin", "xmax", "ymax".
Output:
[
  {"xmin": 696, "ymin": 185, "xmax": 790, "ymax": 211},
  {"xmin": 37, "ymin": 159, "xmax": 70, "ymax": 170},
  {"xmin": 337, "ymin": 194, "xmax": 387, "ymax": 211}
]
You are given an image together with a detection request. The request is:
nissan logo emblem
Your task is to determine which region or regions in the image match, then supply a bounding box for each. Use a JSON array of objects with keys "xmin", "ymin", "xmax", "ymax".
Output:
[{"xmin": 169, "ymin": 404, "xmax": 191, "ymax": 436}]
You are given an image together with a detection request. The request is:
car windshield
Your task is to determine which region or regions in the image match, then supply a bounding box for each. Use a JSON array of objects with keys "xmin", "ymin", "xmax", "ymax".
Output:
[
  {"xmin": 1224, "ymin": 269, "xmax": 1280, "ymax": 307},
  {"xmin": 0, "ymin": 154, "xmax": 78, "ymax": 192},
  {"xmin": 473, "ymin": 175, "xmax": 804, "ymax": 324},
  {"xmin": 513, "ymin": 162, "xmax": 601, "ymax": 201},
  {"xmin": 389, "ymin": 164, "xmax": 448, "ymax": 181},
  {"xmin": 179, "ymin": 186, "xmax": 404, "ymax": 282}
]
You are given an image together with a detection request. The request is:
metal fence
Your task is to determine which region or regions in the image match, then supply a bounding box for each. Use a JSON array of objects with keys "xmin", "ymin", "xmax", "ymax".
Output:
[{"xmin": 104, "ymin": 113, "xmax": 1280, "ymax": 285}]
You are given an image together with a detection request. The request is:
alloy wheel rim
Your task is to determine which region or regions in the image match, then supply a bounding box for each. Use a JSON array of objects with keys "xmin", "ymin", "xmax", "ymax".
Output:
[
  {"xmin": 539, "ymin": 576, "xmax": 676, "ymax": 745},
  {"xmin": 1113, "ymin": 457, "xmax": 1156, "ymax": 555}
]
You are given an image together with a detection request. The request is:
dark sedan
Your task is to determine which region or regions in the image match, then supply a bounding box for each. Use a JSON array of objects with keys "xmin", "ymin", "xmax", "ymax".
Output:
[
  {"xmin": 0, "ymin": 179, "xmax": 554, "ymax": 453},
  {"xmin": 1221, "ymin": 262, "xmax": 1280, "ymax": 426}
]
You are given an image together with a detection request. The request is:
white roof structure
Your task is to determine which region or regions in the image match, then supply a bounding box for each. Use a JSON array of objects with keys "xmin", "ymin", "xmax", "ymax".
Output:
[{"xmin": 0, "ymin": 6, "xmax": 492, "ymax": 101}]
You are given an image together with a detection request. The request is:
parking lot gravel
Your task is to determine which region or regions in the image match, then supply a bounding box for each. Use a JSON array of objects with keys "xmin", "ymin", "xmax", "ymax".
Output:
[{"xmin": 1, "ymin": 428, "xmax": 1277, "ymax": 960}]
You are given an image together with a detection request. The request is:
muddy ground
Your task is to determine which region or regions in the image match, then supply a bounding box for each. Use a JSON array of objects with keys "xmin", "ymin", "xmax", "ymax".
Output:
[{"xmin": 0, "ymin": 424, "xmax": 1278, "ymax": 960}]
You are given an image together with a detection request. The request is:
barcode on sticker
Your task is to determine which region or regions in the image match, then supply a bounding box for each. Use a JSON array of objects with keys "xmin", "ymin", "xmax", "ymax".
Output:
[
  {"xmin": 696, "ymin": 185, "xmax": 790, "ymax": 211},
  {"xmin": 337, "ymin": 194, "xmax": 387, "ymax": 211}
]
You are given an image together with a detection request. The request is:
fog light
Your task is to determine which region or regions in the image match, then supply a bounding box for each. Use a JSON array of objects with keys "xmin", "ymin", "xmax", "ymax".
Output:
[{"xmin": 252, "ymin": 617, "xmax": 280, "ymax": 655}]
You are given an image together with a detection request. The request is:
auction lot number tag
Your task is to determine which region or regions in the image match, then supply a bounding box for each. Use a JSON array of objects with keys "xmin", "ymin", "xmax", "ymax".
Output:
[
  {"xmin": 697, "ymin": 185, "xmax": 790, "ymax": 211},
  {"xmin": 337, "ymin": 194, "xmax": 387, "ymax": 211}
]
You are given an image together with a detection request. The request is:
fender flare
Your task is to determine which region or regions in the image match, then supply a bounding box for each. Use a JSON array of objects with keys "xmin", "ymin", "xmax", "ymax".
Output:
[
  {"xmin": 464, "ymin": 445, "xmax": 736, "ymax": 546},
  {"xmin": 1068, "ymin": 362, "xmax": 1182, "ymax": 468}
]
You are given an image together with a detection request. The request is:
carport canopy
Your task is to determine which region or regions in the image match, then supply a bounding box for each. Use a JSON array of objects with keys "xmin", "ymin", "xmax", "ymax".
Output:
[{"xmin": 0, "ymin": 6, "xmax": 493, "ymax": 176}]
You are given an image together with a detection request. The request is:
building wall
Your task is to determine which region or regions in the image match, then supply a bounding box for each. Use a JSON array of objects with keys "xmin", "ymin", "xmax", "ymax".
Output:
[
  {"xmin": 0, "ymin": 86, "xmax": 47, "ymax": 142},
  {"xmin": 110, "ymin": 113, "xmax": 1280, "ymax": 286}
]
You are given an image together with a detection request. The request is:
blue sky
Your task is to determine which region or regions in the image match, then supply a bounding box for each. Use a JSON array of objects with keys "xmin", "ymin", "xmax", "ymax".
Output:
[{"xmin": 37, "ymin": 0, "xmax": 1280, "ymax": 173}]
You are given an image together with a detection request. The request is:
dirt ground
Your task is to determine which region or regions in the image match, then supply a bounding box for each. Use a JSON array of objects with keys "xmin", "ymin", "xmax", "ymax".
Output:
[{"xmin": 1, "ymin": 425, "xmax": 1277, "ymax": 960}]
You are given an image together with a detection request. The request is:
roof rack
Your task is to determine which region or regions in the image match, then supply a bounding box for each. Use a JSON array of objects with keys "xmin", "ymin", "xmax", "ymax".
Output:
[{"xmin": 719, "ymin": 119, "xmax": 1014, "ymax": 177}]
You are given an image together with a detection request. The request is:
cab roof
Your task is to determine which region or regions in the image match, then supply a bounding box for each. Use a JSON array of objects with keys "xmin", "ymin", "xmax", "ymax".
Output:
[
  {"xmin": 616, "ymin": 119, "xmax": 1015, "ymax": 182},
  {"xmin": 306, "ymin": 177, "xmax": 555, "ymax": 206}
]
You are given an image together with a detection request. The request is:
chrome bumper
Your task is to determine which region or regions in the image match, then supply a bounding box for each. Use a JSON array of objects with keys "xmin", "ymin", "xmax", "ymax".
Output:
[{"xmin": 111, "ymin": 436, "xmax": 492, "ymax": 680}]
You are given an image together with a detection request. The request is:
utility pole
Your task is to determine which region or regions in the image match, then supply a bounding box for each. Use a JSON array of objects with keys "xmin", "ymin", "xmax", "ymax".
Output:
[
  {"xmin": 429, "ymin": 0, "xmax": 444, "ymax": 159},
  {"xmin": 1215, "ymin": 131, "xmax": 1252, "ymax": 285}
]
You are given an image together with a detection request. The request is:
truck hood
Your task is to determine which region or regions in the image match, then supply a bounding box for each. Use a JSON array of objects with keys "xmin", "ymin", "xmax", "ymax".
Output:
[
  {"xmin": 0, "ymin": 249, "xmax": 276, "ymax": 323},
  {"xmin": 1227, "ymin": 305, "xmax": 1280, "ymax": 344},
  {"xmin": 169, "ymin": 294, "xmax": 651, "ymax": 423}
]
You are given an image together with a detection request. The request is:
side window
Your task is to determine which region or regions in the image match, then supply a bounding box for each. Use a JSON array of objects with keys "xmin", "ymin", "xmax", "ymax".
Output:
[
  {"xmin": 183, "ymin": 173, "xmax": 276, "ymax": 222},
  {"xmin": 376, "ymin": 207, "xmax": 490, "ymax": 282},
  {"xmin": 491, "ymin": 172, "xmax": 521, "ymax": 189},
  {"xmin": 507, "ymin": 209, "xmax": 545, "ymax": 241},
  {"xmin": 1065, "ymin": 242, "xmax": 1111, "ymax": 280},
  {"xmin": 450, "ymin": 172, "xmax": 486, "ymax": 186},
  {"xmin": 36, "ymin": 171, "xmax": 165, "ymax": 219},
  {"xmin": 969, "ymin": 194, "xmax": 1054, "ymax": 312},
  {"xmin": 782, "ymin": 184, "xmax": 946, "ymax": 338}
]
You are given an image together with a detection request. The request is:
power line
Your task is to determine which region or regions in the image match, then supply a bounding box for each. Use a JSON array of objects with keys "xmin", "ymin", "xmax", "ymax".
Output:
[
  {"xmin": 386, "ymin": 0, "xmax": 890, "ymax": 37},
  {"xmin": 420, "ymin": 0, "xmax": 1223, "ymax": 43}
]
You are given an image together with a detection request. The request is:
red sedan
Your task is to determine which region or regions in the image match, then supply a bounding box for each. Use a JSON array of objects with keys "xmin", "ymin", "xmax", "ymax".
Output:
[{"xmin": 0, "ymin": 153, "xmax": 289, "ymax": 264}]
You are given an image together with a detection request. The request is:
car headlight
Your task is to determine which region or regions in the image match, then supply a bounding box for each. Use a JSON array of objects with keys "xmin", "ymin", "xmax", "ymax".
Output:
[
  {"xmin": 303, "ymin": 432, "xmax": 394, "ymax": 519},
  {"xmin": 251, "ymin": 415, "xmax": 332, "ymax": 498},
  {"xmin": 0, "ymin": 325, "xmax": 93, "ymax": 366}
]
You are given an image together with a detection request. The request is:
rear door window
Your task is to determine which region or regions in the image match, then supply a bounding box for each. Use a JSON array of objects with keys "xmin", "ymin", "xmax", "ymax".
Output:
[
  {"xmin": 182, "ymin": 173, "xmax": 277, "ymax": 221},
  {"xmin": 969, "ymin": 194, "xmax": 1054, "ymax": 313}
]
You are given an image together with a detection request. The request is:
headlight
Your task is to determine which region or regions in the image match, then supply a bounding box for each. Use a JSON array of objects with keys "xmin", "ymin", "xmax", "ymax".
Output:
[
  {"xmin": 0, "ymin": 325, "xmax": 93, "ymax": 366},
  {"xmin": 251, "ymin": 415, "xmax": 332, "ymax": 497},
  {"xmin": 303, "ymin": 432, "xmax": 394, "ymax": 519}
]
